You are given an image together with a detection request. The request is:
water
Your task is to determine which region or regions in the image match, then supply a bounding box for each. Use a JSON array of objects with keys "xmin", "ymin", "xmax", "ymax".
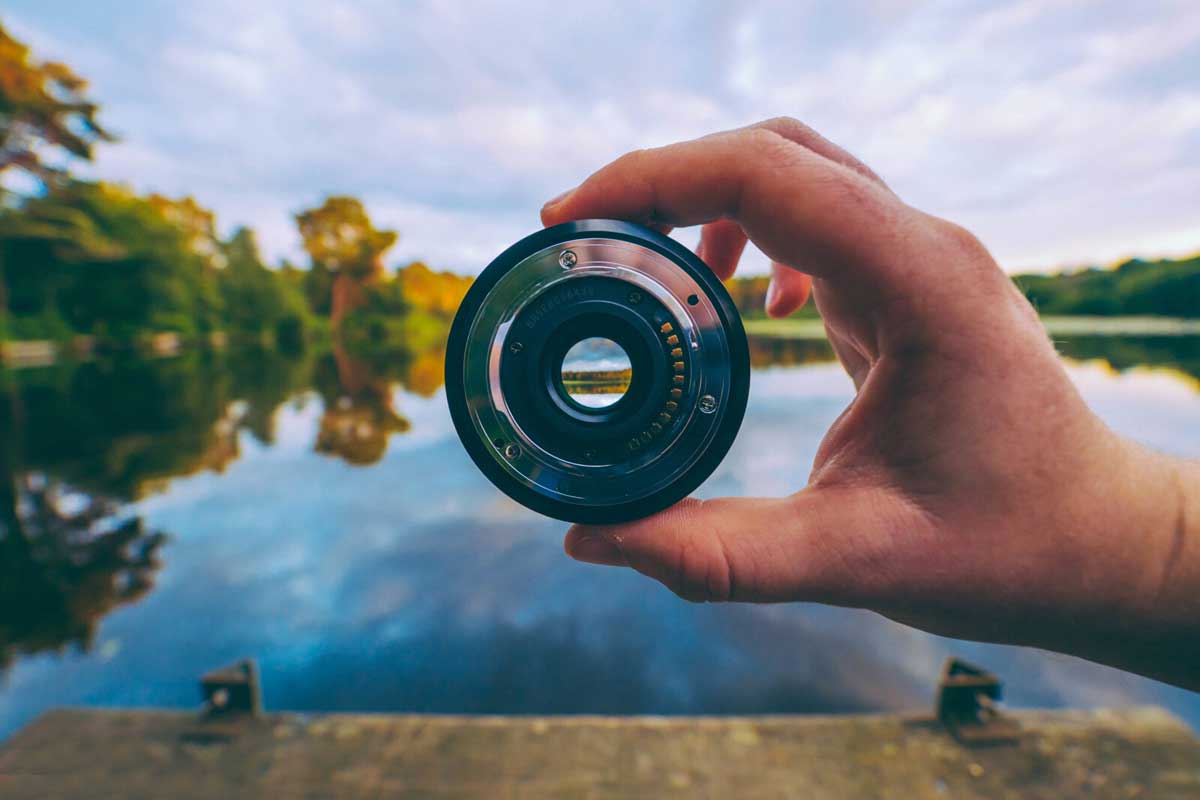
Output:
[{"xmin": 1, "ymin": 334, "xmax": 1198, "ymax": 740}]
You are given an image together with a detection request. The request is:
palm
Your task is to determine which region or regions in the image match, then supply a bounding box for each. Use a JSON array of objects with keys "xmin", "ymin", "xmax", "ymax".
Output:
[
  {"xmin": 806, "ymin": 275, "xmax": 1121, "ymax": 640},
  {"xmin": 543, "ymin": 118, "xmax": 1200, "ymax": 689}
]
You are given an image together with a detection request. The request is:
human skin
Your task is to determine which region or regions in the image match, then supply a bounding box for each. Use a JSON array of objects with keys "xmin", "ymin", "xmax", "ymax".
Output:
[{"xmin": 540, "ymin": 118, "xmax": 1200, "ymax": 690}]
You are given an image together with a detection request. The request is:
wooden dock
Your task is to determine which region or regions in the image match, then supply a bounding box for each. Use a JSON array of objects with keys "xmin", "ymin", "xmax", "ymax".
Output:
[{"xmin": 2, "ymin": 707, "xmax": 1198, "ymax": 798}]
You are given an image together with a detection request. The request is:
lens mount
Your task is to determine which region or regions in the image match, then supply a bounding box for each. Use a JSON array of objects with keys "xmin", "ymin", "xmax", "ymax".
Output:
[{"xmin": 446, "ymin": 220, "xmax": 749, "ymax": 523}]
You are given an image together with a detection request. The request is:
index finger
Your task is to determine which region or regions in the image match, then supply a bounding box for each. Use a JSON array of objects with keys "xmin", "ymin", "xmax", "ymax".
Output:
[{"xmin": 540, "ymin": 126, "xmax": 907, "ymax": 290}]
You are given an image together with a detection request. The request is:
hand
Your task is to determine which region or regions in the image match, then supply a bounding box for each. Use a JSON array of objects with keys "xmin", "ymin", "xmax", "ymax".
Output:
[{"xmin": 541, "ymin": 118, "xmax": 1200, "ymax": 689}]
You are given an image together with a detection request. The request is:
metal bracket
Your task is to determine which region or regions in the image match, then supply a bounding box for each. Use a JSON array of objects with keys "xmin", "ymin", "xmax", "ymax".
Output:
[
  {"xmin": 936, "ymin": 657, "xmax": 1019, "ymax": 745},
  {"xmin": 200, "ymin": 659, "xmax": 262, "ymax": 717}
]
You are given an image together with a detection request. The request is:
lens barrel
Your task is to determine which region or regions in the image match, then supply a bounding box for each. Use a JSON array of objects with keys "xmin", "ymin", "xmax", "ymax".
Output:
[{"xmin": 446, "ymin": 220, "xmax": 749, "ymax": 523}]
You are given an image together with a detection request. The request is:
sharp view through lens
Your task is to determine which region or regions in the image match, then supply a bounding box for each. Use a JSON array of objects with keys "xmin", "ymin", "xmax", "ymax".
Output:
[
  {"xmin": 560, "ymin": 337, "xmax": 634, "ymax": 408},
  {"xmin": 1, "ymin": 5, "xmax": 1200, "ymax": 749}
]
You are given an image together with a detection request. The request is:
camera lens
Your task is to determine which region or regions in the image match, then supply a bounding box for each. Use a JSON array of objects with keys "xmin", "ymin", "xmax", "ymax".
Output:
[{"xmin": 446, "ymin": 219, "xmax": 749, "ymax": 524}]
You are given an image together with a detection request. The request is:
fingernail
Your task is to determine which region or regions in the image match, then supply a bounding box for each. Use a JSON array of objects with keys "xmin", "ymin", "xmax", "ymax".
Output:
[
  {"xmin": 764, "ymin": 280, "xmax": 779, "ymax": 314},
  {"xmin": 542, "ymin": 187, "xmax": 574, "ymax": 212},
  {"xmin": 568, "ymin": 534, "xmax": 625, "ymax": 566}
]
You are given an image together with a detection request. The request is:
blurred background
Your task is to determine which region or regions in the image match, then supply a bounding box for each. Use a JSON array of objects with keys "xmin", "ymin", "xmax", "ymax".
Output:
[{"xmin": 0, "ymin": 1, "xmax": 1198, "ymax": 741}]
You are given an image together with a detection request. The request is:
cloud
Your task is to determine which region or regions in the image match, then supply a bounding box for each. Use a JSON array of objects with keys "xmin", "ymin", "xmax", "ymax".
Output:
[{"xmin": 4, "ymin": 0, "xmax": 1199, "ymax": 273}]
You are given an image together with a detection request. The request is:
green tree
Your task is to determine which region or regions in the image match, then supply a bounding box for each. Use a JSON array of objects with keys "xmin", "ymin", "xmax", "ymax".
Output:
[
  {"xmin": 303, "ymin": 260, "xmax": 334, "ymax": 316},
  {"xmin": 1, "ymin": 181, "xmax": 224, "ymax": 339},
  {"xmin": 0, "ymin": 188, "xmax": 125, "ymax": 339},
  {"xmin": 219, "ymin": 226, "xmax": 310, "ymax": 349},
  {"xmin": 1015, "ymin": 255, "xmax": 1200, "ymax": 318}
]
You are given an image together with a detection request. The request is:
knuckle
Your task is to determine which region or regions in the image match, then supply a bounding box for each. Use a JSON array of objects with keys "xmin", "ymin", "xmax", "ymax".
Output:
[
  {"xmin": 760, "ymin": 115, "xmax": 805, "ymax": 133},
  {"xmin": 614, "ymin": 147, "xmax": 653, "ymax": 173},
  {"xmin": 758, "ymin": 116, "xmax": 819, "ymax": 144},
  {"xmin": 742, "ymin": 125, "xmax": 792, "ymax": 155},
  {"xmin": 738, "ymin": 128, "xmax": 808, "ymax": 190},
  {"xmin": 931, "ymin": 216, "xmax": 990, "ymax": 261}
]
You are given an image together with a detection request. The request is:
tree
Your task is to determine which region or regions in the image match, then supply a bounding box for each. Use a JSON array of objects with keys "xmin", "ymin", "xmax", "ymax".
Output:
[
  {"xmin": 219, "ymin": 226, "xmax": 310, "ymax": 348},
  {"xmin": 149, "ymin": 194, "xmax": 224, "ymax": 269},
  {"xmin": 0, "ymin": 23, "xmax": 113, "ymax": 187},
  {"xmin": 9, "ymin": 181, "xmax": 224, "ymax": 339},
  {"xmin": 295, "ymin": 196, "xmax": 397, "ymax": 325},
  {"xmin": 396, "ymin": 261, "xmax": 472, "ymax": 317},
  {"xmin": 0, "ymin": 22, "xmax": 113, "ymax": 323},
  {"xmin": 303, "ymin": 260, "xmax": 334, "ymax": 316},
  {"xmin": 1014, "ymin": 255, "xmax": 1200, "ymax": 318},
  {"xmin": 0, "ymin": 189, "xmax": 125, "ymax": 338}
]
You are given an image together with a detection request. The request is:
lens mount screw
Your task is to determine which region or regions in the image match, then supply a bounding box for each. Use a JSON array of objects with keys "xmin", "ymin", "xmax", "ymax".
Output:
[
  {"xmin": 558, "ymin": 249, "xmax": 578, "ymax": 269},
  {"xmin": 508, "ymin": 341, "xmax": 524, "ymax": 354},
  {"xmin": 503, "ymin": 443, "xmax": 521, "ymax": 460},
  {"xmin": 698, "ymin": 394, "xmax": 718, "ymax": 414}
]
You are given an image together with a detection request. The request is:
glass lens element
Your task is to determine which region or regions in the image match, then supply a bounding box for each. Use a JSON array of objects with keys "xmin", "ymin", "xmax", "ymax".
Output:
[{"xmin": 560, "ymin": 337, "xmax": 632, "ymax": 409}]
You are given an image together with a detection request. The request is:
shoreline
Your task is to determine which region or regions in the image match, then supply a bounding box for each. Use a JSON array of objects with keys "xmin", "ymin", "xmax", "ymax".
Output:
[
  {"xmin": 2, "ymin": 315, "xmax": 1198, "ymax": 370},
  {"xmin": 743, "ymin": 315, "xmax": 1200, "ymax": 340}
]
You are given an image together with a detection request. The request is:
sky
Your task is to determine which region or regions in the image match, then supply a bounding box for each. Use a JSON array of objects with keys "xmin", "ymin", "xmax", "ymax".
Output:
[{"xmin": 6, "ymin": 0, "xmax": 1200, "ymax": 275}]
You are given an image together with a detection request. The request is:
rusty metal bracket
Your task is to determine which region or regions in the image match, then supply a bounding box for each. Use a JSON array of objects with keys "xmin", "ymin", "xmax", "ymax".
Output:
[
  {"xmin": 200, "ymin": 659, "xmax": 262, "ymax": 717},
  {"xmin": 936, "ymin": 657, "xmax": 1019, "ymax": 745}
]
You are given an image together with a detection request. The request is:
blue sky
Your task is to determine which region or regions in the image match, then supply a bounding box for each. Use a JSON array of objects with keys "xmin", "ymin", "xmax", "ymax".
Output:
[{"xmin": 6, "ymin": 0, "xmax": 1200, "ymax": 274}]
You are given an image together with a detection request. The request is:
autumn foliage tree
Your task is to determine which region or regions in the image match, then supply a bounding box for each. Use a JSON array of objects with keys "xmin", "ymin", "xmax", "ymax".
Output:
[
  {"xmin": 397, "ymin": 261, "xmax": 472, "ymax": 316},
  {"xmin": 0, "ymin": 23, "xmax": 112, "ymax": 190},
  {"xmin": 295, "ymin": 196, "xmax": 397, "ymax": 326}
]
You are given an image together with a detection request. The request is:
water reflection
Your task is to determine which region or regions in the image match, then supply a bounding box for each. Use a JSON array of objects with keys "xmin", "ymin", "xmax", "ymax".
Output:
[
  {"xmin": 315, "ymin": 346, "xmax": 411, "ymax": 465},
  {"xmin": 748, "ymin": 336, "xmax": 835, "ymax": 368},
  {"xmin": 0, "ymin": 342, "xmax": 437, "ymax": 685},
  {"xmin": 0, "ymin": 474, "xmax": 165, "ymax": 672},
  {"xmin": 1054, "ymin": 335, "xmax": 1200, "ymax": 385},
  {"xmin": 0, "ymin": 333, "xmax": 1197, "ymax": 738}
]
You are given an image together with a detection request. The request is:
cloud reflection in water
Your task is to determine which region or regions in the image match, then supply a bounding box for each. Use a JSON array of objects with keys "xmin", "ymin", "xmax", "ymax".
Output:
[{"xmin": 1, "ymin": 348, "xmax": 1199, "ymax": 739}]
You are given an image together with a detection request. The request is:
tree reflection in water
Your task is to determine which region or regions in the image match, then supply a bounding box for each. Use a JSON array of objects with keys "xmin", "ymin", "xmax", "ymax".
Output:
[
  {"xmin": 0, "ymin": 473, "xmax": 165, "ymax": 671},
  {"xmin": 748, "ymin": 336, "xmax": 835, "ymax": 368},
  {"xmin": 0, "ymin": 337, "xmax": 445, "ymax": 673},
  {"xmin": 0, "ymin": 332, "xmax": 1196, "ymax": 677},
  {"xmin": 747, "ymin": 329, "xmax": 1200, "ymax": 384},
  {"xmin": 1054, "ymin": 335, "xmax": 1200, "ymax": 386},
  {"xmin": 315, "ymin": 345, "xmax": 411, "ymax": 465}
]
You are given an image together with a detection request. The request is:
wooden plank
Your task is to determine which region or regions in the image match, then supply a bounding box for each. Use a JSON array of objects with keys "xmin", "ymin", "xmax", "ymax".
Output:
[{"xmin": 1, "ymin": 708, "xmax": 1197, "ymax": 799}]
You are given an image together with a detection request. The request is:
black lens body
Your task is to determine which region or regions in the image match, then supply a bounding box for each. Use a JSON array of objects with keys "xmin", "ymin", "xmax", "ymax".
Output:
[{"xmin": 446, "ymin": 220, "xmax": 749, "ymax": 523}]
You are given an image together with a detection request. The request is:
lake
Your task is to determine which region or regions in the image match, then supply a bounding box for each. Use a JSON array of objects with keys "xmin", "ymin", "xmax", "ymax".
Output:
[{"xmin": 1, "ymin": 332, "xmax": 1198, "ymax": 740}]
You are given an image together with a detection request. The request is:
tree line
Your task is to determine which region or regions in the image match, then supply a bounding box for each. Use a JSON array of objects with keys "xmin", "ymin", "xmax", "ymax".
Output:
[
  {"xmin": 0, "ymin": 23, "xmax": 470, "ymax": 351},
  {"xmin": 1014, "ymin": 255, "xmax": 1200, "ymax": 317},
  {"xmin": 722, "ymin": 256, "xmax": 1199, "ymax": 320},
  {"xmin": 1, "ymin": 19, "xmax": 1194, "ymax": 355}
]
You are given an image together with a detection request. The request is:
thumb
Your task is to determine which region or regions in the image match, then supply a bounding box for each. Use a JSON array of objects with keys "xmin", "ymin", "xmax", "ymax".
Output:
[{"xmin": 564, "ymin": 489, "xmax": 900, "ymax": 604}]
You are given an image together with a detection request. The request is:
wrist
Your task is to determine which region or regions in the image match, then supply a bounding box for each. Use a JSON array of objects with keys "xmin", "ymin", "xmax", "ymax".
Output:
[
  {"xmin": 1067, "ymin": 438, "xmax": 1200, "ymax": 687},
  {"xmin": 1119, "ymin": 446, "xmax": 1199, "ymax": 622},
  {"xmin": 1145, "ymin": 454, "xmax": 1200, "ymax": 625}
]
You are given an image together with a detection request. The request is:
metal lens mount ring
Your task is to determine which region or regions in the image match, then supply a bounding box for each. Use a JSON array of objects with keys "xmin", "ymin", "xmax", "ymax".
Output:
[{"xmin": 446, "ymin": 220, "xmax": 749, "ymax": 524}]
